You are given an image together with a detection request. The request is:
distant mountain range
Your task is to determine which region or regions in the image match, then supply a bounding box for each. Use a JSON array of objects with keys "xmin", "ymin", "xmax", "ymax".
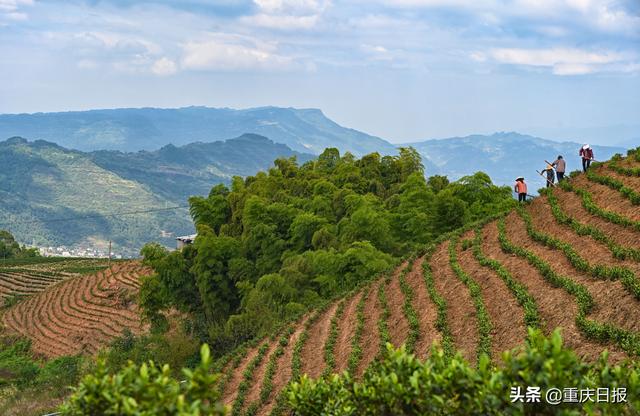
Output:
[
  {"xmin": 0, "ymin": 134, "xmax": 311, "ymax": 254},
  {"xmin": 0, "ymin": 106, "xmax": 635, "ymax": 253},
  {"xmin": 0, "ymin": 106, "xmax": 395, "ymax": 156},
  {"xmin": 404, "ymin": 132, "xmax": 627, "ymax": 190}
]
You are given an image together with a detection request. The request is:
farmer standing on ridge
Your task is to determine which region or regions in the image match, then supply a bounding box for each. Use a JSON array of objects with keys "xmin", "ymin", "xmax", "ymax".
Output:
[
  {"xmin": 552, "ymin": 155, "xmax": 566, "ymax": 182},
  {"xmin": 514, "ymin": 177, "xmax": 528, "ymax": 202},
  {"xmin": 580, "ymin": 144, "xmax": 594, "ymax": 172}
]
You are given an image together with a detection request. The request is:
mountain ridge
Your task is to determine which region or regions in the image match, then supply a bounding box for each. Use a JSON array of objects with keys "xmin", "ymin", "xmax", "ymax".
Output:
[
  {"xmin": 0, "ymin": 134, "xmax": 312, "ymax": 253},
  {"xmin": 0, "ymin": 106, "xmax": 396, "ymax": 156}
]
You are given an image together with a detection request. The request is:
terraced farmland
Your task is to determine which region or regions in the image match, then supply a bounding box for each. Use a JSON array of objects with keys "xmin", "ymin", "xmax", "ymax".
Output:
[
  {"xmin": 0, "ymin": 261, "xmax": 151, "ymax": 357},
  {"xmin": 0, "ymin": 258, "xmax": 111, "ymax": 301},
  {"xmin": 215, "ymin": 149, "xmax": 640, "ymax": 416}
]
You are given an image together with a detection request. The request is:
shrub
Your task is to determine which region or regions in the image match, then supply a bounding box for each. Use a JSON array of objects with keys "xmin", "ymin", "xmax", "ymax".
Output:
[
  {"xmin": 287, "ymin": 330, "xmax": 640, "ymax": 415},
  {"xmin": 60, "ymin": 344, "xmax": 224, "ymax": 416}
]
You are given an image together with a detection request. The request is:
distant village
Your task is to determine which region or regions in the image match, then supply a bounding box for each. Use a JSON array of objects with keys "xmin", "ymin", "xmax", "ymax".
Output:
[{"xmin": 37, "ymin": 245, "xmax": 129, "ymax": 259}]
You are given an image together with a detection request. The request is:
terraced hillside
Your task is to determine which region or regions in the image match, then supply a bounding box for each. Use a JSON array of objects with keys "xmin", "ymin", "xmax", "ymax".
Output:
[
  {"xmin": 0, "ymin": 258, "xmax": 110, "ymax": 301},
  {"xmin": 216, "ymin": 149, "xmax": 640, "ymax": 416},
  {"xmin": 0, "ymin": 261, "xmax": 151, "ymax": 357}
]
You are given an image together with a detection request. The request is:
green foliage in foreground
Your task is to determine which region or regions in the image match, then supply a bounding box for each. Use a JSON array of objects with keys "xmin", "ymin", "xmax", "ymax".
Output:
[
  {"xmin": 60, "ymin": 344, "xmax": 225, "ymax": 416},
  {"xmin": 140, "ymin": 148, "xmax": 515, "ymax": 354},
  {"xmin": 288, "ymin": 329, "xmax": 640, "ymax": 416}
]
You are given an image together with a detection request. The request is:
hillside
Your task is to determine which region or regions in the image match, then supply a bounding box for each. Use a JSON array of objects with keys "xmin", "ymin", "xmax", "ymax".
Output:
[
  {"xmin": 0, "ymin": 106, "xmax": 396, "ymax": 156},
  {"xmin": 2, "ymin": 261, "xmax": 151, "ymax": 357},
  {"xmin": 0, "ymin": 135, "xmax": 310, "ymax": 253},
  {"xmin": 406, "ymin": 132, "xmax": 626, "ymax": 189},
  {"xmin": 209, "ymin": 149, "xmax": 640, "ymax": 415}
]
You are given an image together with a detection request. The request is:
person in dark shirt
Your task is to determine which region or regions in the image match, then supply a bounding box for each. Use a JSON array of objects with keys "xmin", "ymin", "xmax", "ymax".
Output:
[{"xmin": 542, "ymin": 163, "xmax": 555, "ymax": 187}]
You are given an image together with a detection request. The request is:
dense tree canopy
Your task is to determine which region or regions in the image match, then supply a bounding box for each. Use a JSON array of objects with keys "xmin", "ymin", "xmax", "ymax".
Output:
[{"xmin": 140, "ymin": 148, "xmax": 515, "ymax": 353}]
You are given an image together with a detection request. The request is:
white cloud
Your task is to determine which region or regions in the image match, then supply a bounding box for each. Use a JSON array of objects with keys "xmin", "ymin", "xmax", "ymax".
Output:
[
  {"xmin": 151, "ymin": 57, "xmax": 177, "ymax": 76},
  {"xmin": 0, "ymin": 0, "xmax": 32, "ymax": 21},
  {"xmin": 490, "ymin": 47, "xmax": 638, "ymax": 75},
  {"xmin": 244, "ymin": 0, "xmax": 330, "ymax": 29},
  {"xmin": 243, "ymin": 13, "xmax": 320, "ymax": 29},
  {"xmin": 181, "ymin": 33, "xmax": 294, "ymax": 71}
]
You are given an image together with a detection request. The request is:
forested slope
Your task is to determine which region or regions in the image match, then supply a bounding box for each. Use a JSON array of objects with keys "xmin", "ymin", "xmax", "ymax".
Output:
[{"xmin": 202, "ymin": 148, "xmax": 640, "ymax": 415}]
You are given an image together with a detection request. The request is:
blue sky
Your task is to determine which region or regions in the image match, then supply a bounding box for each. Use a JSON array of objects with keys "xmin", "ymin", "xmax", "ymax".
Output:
[{"xmin": 0, "ymin": 0, "xmax": 638, "ymax": 143}]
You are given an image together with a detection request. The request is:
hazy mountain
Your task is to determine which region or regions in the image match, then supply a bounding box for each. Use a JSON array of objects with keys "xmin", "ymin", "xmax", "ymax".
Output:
[
  {"xmin": 522, "ymin": 124, "xmax": 640, "ymax": 148},
  {"xmin": 0, "ymin": 134, "xmax": 311, "ymax": 254},
  {"xmin": 0, "ymin": 106, "xmax": 396, "ymax": 156},
  {"xmin": 404, "ymin": 132, "xmax": 627, "ymax": 190},
  {"xmin": 91, "ymin": 133, "xmax": 314, "ymax": 203}
]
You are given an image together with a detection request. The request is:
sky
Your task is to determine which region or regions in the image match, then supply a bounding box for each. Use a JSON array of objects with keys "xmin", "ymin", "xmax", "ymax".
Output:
[{"xmin": 0, "ymin": 0, "xmax": 639, "ymax": 144}]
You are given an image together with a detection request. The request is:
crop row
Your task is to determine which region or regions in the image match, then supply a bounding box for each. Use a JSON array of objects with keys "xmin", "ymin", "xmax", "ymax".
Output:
[
  {"xmin": 244, "ymin": 326, "xmax": 295, "ymax": 416},
  {"xmin": 497, "ymin": 219, "xmax": 640, "ymax": 356},
  {"xmin": 376, "ymin": 281, "xmax": 391, "ymax": 356},
  {"xmin": 448, "ymin": 235, "xmax": 493, "ymax": 361},
  {"xmin": 472, "ymin": 228, "xmax": 540, "ymax": 329},
  {"xmin": 230, "ymin": 342, "xmax": 271, "ymax": 416},
  {"xmin": 2, "ymin": 263, "xmax": 145, "ymax": 357},
  {"xmin": 346, "ymin": 289, "xmax": 369, "ymax": 375},
  {"xmin": 322, "ymin": 300, "xmax": 346, "ymax": 377},
  {"xmin": 559, "ymin": 181, "xmax": 640, "ymax": 232},
  {"xmin": 607, "ymin": 151, "xmax": 640, "ymax": 177},
  {"xmin": 270, "ymin": 310, "xmax": 322, "ymax": 416},
  {"xmin": 586, "ymin": 168, "xmax": 640, "ymax": 205},
  {"xmin": 546, "ymin": 190, "xmax": 640, "ymax": 262},
  {"xmin": 398, "ymin": 261, "xmax": 420, "ymax": 354},
  {"xmin": 516, "ymin": 206, "xmax": 640, "ymax": 300},
  {"xmin": 421, "ymin": 245, "xmax": 455, "ymax": 358}
]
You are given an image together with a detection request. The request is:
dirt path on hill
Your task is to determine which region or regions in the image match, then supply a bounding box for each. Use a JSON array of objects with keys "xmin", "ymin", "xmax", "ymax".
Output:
[
  {"xmin": 334, "ymin": 292, "xmax": 362, "ymax": 373},
  {"xmin": 457, "ymin": 230, "xmax": 527, "ymax": 358},
  {"xmin": 300, "ymin": 303, "xmax": 339, "ymax": 379},
  {"xmin": 386, "ymin": 261, "xmax": 410, "ymax": 348},
  {"xmin": 356, "ymin": 279, "xmax": 383, "ymax": 376},
  {"xmin": 507, "ymin": 211, "xmax": 640, "ymax": 334},
  {"xmin": 222, "ymin": 344, "xmax": 262, "ymax": 407},
  {"xmin": 572, "ymin": 175, "xmax": 640, "ymax": 222},
  {"xmin": 258, "ymin": 317, "xmax": 309, "ymax": 416},
  {"xmin": 431, "ymin": 241, "xmax": 478, "ymax": 363},
  {"xmin": 483, "ymin": 221, "xmax": 627, "ymax": 362},
  {"xmin": 407, "ymin": 256, "xmax": 440, "ymax": 360},
  {"xmin": 555, "ymin": 188, "xmax": 640, "ymax": 251}
]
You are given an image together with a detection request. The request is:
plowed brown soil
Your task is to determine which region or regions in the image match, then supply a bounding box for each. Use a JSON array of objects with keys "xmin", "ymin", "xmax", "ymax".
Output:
[
  {"xmin": 483, "ymin": 221, "xmax": 627, "ymax": 362},
  {"xmin": 300, "ymin": 302, "xmax": 339, "ymax": 379},
  {"xmin": 407, "ymin": 255, "xmax": 440, "ymax": 360},
  {"xmin": 243, "ymin": 336, "xmax": 283, "ymax": 411},
  {"xmin": 222, "ymin": 344, "xmax": 262, "ymax": 407},
  {"xmin": 386, "ymin": 261, "xmax": 410, "ymax": 348},
  {"xmin": 507, "ymin": 210, "xmax": 640, "ymax": 334},
  {"xmin": 356, "ymin": 279, "xmax": 383, "ymax": 376},
  {"xmin": 334, "ymin": 292, "xmax": 362, "ymax": 372},
  {"xmin": 601, "ymin": 164, "xmax": 640, "ymax": 193},
  {"xmin": 555, "ymin": 188, "xmax": 640, "ymax": 251},
  {"xmin": 528, "ymin": 197, "xmax": 640, "ymax": 284},
  {"xmin": 572, "ymin": 175, "xmax": 640, "ymax": 222},
  {"xmin": 258, "ymin": 316, "xmax": 309, "ymax": 416},
  {"xmin": 431, "ymin": 240, "xmax": 478, "ymax": 363},
  {"xmin": 1, "ymin": 262, "xmax": 150, "ymax": 358},
  {"xmin": 457, "ymin": 230, "xmax": 526, "ymax": 357}
]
